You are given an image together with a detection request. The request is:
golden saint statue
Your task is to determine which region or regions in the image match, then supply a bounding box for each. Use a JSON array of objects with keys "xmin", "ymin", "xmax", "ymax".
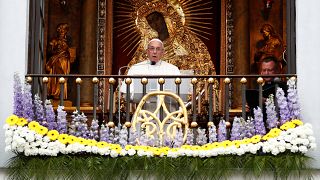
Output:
[{"xmin": 46, "ymin": 23, "xmax": 76, "ymax": 99}]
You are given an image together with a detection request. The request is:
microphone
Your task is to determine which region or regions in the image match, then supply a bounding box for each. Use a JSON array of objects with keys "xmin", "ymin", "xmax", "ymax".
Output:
[{"xmin": 150, "ymin": 61, "xmax": 156, "ymax": 65}]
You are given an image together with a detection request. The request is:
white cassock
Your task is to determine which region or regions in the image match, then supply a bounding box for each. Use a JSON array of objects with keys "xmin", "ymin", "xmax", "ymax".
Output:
[{"xmin": 120, "ymin": 60, "xmax": 181, "ymax": 101}]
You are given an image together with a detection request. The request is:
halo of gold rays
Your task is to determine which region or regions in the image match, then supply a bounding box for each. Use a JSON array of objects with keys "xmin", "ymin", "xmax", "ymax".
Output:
[
  {"xmin": 179, "ymin": 0, "xmax": 213, "ymax": 40},
  {"xmin": 114, "ymin": 0, "xmax": 214, "ymax": 57}
]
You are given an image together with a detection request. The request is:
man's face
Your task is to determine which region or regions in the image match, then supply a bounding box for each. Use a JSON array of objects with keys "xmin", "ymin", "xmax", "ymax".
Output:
[
  {"xmin": 260, "ymin": 61, "xmax": 276, "ymax": 82},
  {"xmin": 147, "ymin": 41, "xmax": 164, "ymax": 62}
]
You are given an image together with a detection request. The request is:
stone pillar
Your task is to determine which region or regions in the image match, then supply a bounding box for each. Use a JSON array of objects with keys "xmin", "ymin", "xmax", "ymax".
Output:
[
  {"xmin": 232, "ymin": 0, "xmax": 250, "ymax": 109},
  {"xmin": 79, "ymin": 1, "xmax": 98, "ymax": 106}
]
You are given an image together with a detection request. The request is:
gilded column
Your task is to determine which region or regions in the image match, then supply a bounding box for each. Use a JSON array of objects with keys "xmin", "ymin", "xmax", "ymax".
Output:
[{"xmin": 79, "ymin": 0, "xmax": 98, "ymax": 106}]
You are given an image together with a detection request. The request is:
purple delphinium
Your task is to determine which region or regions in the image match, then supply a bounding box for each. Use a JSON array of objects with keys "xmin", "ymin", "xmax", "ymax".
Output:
[
  {"xmin": 33, "ymin": 94, "xmax": 45, "ymax": 124},
  {"xmin": 128, "ymin": 128, "xmax": 137, "ymax": 145},
  {"xmin": 242, "ymin": 117, "xmax": 255, "ymax": 139},
  {"xmin": 119, "ymin": 126, "xmax": 128, "ymax": 148},
  {"xmin": 68, "ymin": 111, "xmax": 78, "ymax": 136},
  {"xmin": 139, "ymin": 130, "xmax": 148, "ymax": 146},
  {"xmin": 287, "ymin": 78, "xmax": 301, "ymax": 119},
  {"xmin": 265, "ymin": 94, "xmax": 278, "ymax": 129},
  {"xmin": 276, "ymin": 88, "xmax": 291, "ymax": 125},
  {"xmin": 100, "ymin": 124, "xmax": 111, "ymax": 143},
  {"xmin": 13, "ymin": 73, "xmax": 24, "ymax": 117},
  {"xmin": 217, "ymin": 119, "xmax": 227, "ymax": 142},
  {"xmin": 56, "ymin": 106, "xmax": 67, "ymax": 134},
  {"xmin": 89, "ymin": 118, "xmax": 99, "ymax": 140},
  {"xmin": 45, "ymin": 100, "xmax": 56, "ymax": 130},
  {"xmin": 173, "ymin": 128, "xmax": 184, "ymax": 148},
  {"xmin": 186, "ymin": 129, "xmax": 194, "ymax": 145},
  {"xmin": 230, "ymin": 117, "xmax": 241, "ymax": 141},
  {"xmin": 253, "ymin": 107, "xmax": 266, "ymax": 135},
  {"xmin": 113, "ymin": 127, "xmax": 120, "ymax": 144},
  {"xmin": 208, "ymin": 124, "xmax": 217, "ymax": 143},
  {"xmin": 196, "ymin": 128, "xmax": 207, "ymax": 145},
  {"xmin": 78, "ymin": 113, "xmax": 90, "ymax": 139},
  {"xmin": 70, "ymin": 111, "xmax": 89, "ymax": 138},
  {"xmin": 163, "ymin": 133, "xmax": 173, "ymax": 147},
  {"xmin": 22, "ymin": 82, "xmax": 34, "ymax": 122}
]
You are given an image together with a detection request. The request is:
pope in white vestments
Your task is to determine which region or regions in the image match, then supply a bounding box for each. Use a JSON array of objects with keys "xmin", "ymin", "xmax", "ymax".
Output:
[{"xmin": 120, "ymin": 38, "xmax": 181, "ymax": 101}]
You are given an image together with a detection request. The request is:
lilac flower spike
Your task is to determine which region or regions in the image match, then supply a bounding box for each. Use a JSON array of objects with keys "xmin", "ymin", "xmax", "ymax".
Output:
[
  {"xmin": 56, "ymin": 106, "xmax": 67, "ymax": 134},
  {"xmin": 13, "ymin": 73, "xmax": 23, "ymax": 117},
  {"xmin": 217, "ymin": 119, "xmax": 227, "ymax": 142},
  {"xmin": 45, "ymin": 100, "xmax": 56, "ymax": 130},
  {"xmin": 265, "ymin": 94, "xmax": 278, "ymax": 129},
  {"xmin": 253, "ymin": 107, "xmax": 266, "ymax": 135},
  {"xmin": 22, "ymin": 82, "xmax": 34, "ymax": 122},
  {"xmin": 208, "ymin": 123, "xmax": 217, "ymax": 143},
  {"xmin": 230, "ymin": 117, "xmax": 241, "ymax": 141},
  {"xmin": 287, "ymin": 77, "xmax": 301, "ymax": 119},
  {"xmin": 34, "ymin": 94, "xmax": 45, "ymax": 124},
  {"xmin": 196, "ymin": 128, "xmax": 207, "ymax": 145},
  {"xmin": 276, "ymin": 88, "xmax": 290, "ymax": 125}
]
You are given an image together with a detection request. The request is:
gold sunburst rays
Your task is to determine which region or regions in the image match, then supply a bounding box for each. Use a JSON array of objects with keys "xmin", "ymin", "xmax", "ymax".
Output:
[
  {"xmin": 182, "ymin": 1, "xmax": 212, "ymax": 11},
  {"xmin": 185, "ymin": 27, "xmax": 211, "ymax": 40},
  {"xmin": 180, "ymin": 0, "xmax": 214, "ymax": 41},
  {"xmin": 121, "ymin": 34, "xmax": 141, "ymax": 54},
  {"xmin": 114, "ymin": 23, "xmax": 137, "ymax": 37}
]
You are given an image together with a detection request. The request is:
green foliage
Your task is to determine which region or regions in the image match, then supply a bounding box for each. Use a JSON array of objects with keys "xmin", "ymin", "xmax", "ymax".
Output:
[{"xmin": 6, "ymin": 152, "xmax": 313, "ymax": 180}]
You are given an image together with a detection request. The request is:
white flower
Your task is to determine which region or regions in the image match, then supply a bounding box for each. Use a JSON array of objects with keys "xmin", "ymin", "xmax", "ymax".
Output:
[
  {"xmin": 25, "ymin": 133, "xmax": 35, "ymax": 142},
  {"xmin": 110, "ymin": 150, "xmax": 119, "ymax": 158},
  {"xmin": 35, "ymin": 134, "xmax": 43, "ymax": 141},
  {"xmin": 290, "ymin": 145, "xmax": 299, "ymax": 153},
  {"xmin": 91, "ymin": 146, "xmax": 99, "ymax": 154},
  {"xmin": 137, "ymin": 150, "xmax": 145, "ymax": 157},
  {"xmin": 43, "ymin": 136, "xmax": 50, "ymax": 143},
  {"xmin": 127, "ymin": 149, "xmax": 136, "ymax": 156},
  {"xmin": 298, "ymin": 146, "xmax": 308, "ymax": 153},
  {"xmin": 5, "ymin": 129, "xmax": 14, "ymax": 137},
  {"xmin": 308, "ymin": 136, "xmax": 316, "ymax": 143},
  {"xmin": 271, "ymin": 148, "xmax": 280, "ymax": 155}
]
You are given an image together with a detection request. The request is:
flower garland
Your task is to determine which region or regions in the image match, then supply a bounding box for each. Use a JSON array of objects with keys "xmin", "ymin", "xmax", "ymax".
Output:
[{"xmin": 4, "ymin": 115, "xmax": 316, "ymax": 158}]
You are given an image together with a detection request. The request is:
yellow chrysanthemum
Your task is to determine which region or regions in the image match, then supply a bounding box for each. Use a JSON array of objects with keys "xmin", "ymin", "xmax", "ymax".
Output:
[
  {"xmin": 6, "ymin": 115, "xmax": 18, "ymax": 126},
  {"xmin": 16, "ymin": 117, "xmax": 28, "ymax": 126},
  {"xmin": 97, "ymin": 141, "xmax": 108, "ymax": 148},
  {"xmin": 250, "ymin": 135, "xmax": 262, "ymax": 144},
  {"xmin": 28, "ymin": 121, "xmax": 40, "ymax": 131},
  {"xmin": 35, "ymin": 125, "xmax": 48, "ymax": 135},
  {"xmin": 212, "ymin": 142, "xmax": 220, "ymax": 148},
  {"xmin": 191, "ymin": 145, "xmax": 200, "ymax": 151},
  {"xmin": 202, "ymin": 144, "xmax": 210, "ymax": 150},
  {"xmin": 47, "ymin": 130, "xmax": 59, "ymax": 141},
  {"xmin": 181, "ymin": 145, "xmax": 191, "ymax": 149},
  {"xmin": 78, "ymin": 138, "xmax": 89, "ymax": 145},
  {"xmin": 291, "ymin": 119, "xmax": 303, "ymax": 126},
  {"xmin": 87, "ymin": 139, "xmax": 97, "ymax": 146},
  {"xmin": 153, "ymin": 148, "xmax": 161, "ymax": 156},
  {"xmin": 221, "ymin": 140, "xmax": 233, "ymax": 148},
  {"xmin": 125, "ymin": 145, "xmax": 133, "ymax": 150},
  {"xmin": 233, "ymin": 140, "xmax": 241, "ymax": 148},
  {"xmin": 68, "ymin": 135, "xmax": 79, "ymax": 144},
  {"xmin": 262, "ymin": 134, "xmax": 272, "ymax": 141},
  {"xmin": 160, "ymin": 147, "xmax": 169, "ymax": 154},
  {"xmin": 280, "ymin": 124, "xmax": 290, "ymax": 130},
  {"xmin": 58, "ymin": 134, "xmax": 70, "ymax": 144},
  {"xmin": 241, "ymin": 138, "xmax": 252, "ymax": 144}
]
